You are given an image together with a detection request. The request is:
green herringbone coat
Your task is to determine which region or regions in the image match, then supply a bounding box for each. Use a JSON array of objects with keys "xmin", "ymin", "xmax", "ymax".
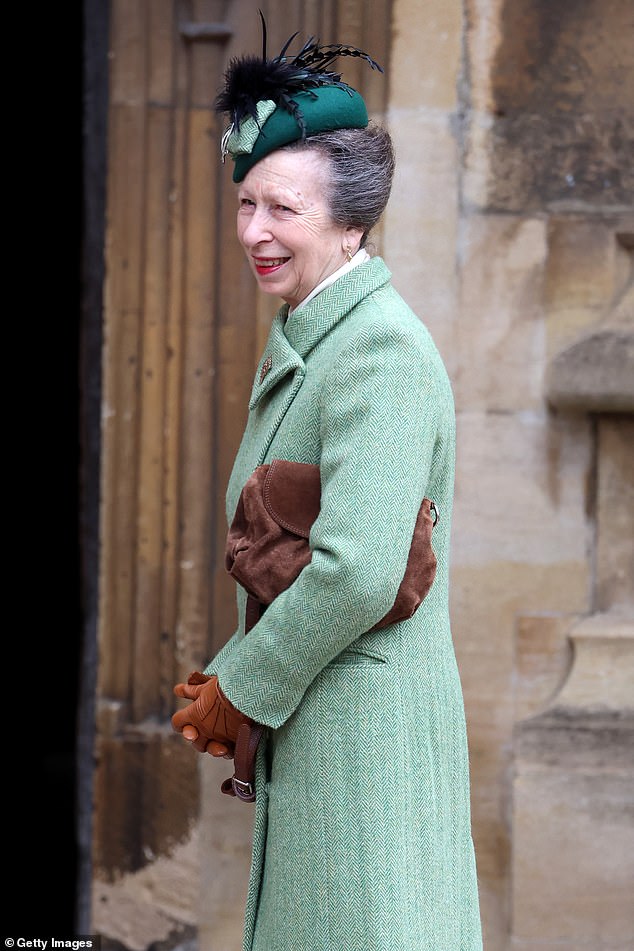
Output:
[{"xmin": 207, "ymin": 257, "xmax": 482, "ymax": 951}]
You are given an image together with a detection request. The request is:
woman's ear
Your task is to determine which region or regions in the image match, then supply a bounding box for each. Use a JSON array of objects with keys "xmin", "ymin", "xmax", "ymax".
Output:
[{"xmin": 343, "ymin": 226, "xmax": 364, "ymax": 255}]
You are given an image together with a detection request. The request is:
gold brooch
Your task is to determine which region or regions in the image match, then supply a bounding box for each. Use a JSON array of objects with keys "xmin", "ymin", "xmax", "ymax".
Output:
[{"xmin": 259, "ymin": 355, "xmax": 273, "ymax": 382}]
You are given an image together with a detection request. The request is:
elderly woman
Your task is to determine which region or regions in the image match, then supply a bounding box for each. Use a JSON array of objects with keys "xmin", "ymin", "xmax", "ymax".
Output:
[{"xmin": 172, "ymin": 25, "xmax": 482, "ymax": 951}]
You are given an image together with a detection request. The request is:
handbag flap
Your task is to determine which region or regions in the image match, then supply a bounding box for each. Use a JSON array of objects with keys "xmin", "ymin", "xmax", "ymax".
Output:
[{"xmin": 263, "ymin": 459, "xmax": 321, "ymax": 538}]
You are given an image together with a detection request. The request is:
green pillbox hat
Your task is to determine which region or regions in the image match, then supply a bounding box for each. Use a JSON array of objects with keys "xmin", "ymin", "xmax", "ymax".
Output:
[
  {"xmin": 229, "ymin": 85, "xmax": 368, "ymax": 183},
  {"xmin": 214, "ymin": 14, "xmax": 382, "ymax": 183}
]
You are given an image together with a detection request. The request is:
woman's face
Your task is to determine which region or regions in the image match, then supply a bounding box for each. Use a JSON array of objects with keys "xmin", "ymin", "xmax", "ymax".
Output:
[{"xmin": 236, "ymin": 149, "xmax": 363, "ymax": 309}]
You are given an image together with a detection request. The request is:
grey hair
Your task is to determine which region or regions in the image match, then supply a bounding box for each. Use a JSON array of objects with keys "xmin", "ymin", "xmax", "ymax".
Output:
[{"xmin": 283, "ymin": 124, "xmax": 395, "ymax": 245}]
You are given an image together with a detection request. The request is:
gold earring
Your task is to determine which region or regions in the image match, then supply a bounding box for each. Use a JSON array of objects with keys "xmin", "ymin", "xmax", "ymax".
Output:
[{"xmin": 345, "ymin": 246, "xmax": 353, "ymax": 262}]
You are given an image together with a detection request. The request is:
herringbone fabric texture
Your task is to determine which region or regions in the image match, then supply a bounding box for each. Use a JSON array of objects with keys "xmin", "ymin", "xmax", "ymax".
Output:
[{"xmin": 207, "ymin": 257, "xmax": 482, "ymax": 950}]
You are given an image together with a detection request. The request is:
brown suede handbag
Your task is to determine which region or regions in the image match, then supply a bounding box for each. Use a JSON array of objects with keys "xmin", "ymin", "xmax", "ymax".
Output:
[{"xmin": 222, "ymin": 458, "xmax": 439, "ymax": 801}]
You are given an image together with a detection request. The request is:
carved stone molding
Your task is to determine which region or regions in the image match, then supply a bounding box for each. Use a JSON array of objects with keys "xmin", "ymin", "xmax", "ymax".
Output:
[{"xmin": 546, "ymin": 325, "xmax": 634, "ymax": 413}]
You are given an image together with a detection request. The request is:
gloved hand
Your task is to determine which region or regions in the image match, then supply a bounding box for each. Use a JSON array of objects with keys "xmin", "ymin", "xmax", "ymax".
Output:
[{"xmin": 172, "ymin": 671, "xmax": 253, "ymax": 756}]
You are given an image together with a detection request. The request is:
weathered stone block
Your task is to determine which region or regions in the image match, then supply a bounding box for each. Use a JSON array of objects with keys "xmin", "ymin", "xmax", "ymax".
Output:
[
  {"xmin": 463, "ymin": 0, "xmax": 634, "ymax": 211},
  {"xmin": 512, "ymin": 710, "xmax": 634, "ymax": 948},
  {"xmin": 545, "ymin": 326, "xmax": 634, "ymax": 413},
  {"xmin": 452, "ymin": 410, "xmax": 592, "ymax": 570},
  {"xmin": 513, "ymin": 614, "xmax": 575, "ymax": 721},
  {"xmin": 454, "ymin": 215, "xmax": 547, "ymax": 412},
  {"xmin": 596, "ymin": 420, "xmax": 634, "ymax": 613},
  {"xmin": 544, "ymin": 218, "xmax": 631, "ymax": 360},
  {"xmin": 385, "ymin": 112, "xmax": 460, "ymax": 371},
  {"xmin": 555, "ymin": 614, "xmax": 634, "ymax": 710},
  {"xmin": 391, "ymin": 0, "xmax": 463, "ymax": 110}
]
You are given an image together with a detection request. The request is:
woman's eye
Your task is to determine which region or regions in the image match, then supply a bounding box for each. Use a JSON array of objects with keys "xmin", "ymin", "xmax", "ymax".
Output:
[{"xmin": 240, "ymin": 198, "xmax": 255, "ymax": 208}]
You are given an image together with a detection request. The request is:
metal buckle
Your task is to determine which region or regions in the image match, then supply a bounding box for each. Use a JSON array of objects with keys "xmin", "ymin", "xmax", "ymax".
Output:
[{"xmin": 232, "ymin": 776, "xmax": 255, "ymax": 800}]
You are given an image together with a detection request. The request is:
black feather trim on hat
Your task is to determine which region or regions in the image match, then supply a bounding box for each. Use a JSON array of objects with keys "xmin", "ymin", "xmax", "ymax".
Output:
[{"xmin": 214, "ymin": 10, "xmax": 383, "ymax": 137}]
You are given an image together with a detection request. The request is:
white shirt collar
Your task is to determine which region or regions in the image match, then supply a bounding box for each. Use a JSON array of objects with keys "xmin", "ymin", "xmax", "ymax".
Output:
[{"xmin": 288, "ymin": 248, "xmax": 371, "ymax": 316}]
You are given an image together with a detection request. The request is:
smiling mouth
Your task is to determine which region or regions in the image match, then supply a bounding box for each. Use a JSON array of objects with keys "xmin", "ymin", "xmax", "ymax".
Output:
[{"xmin": 253, "ymin": 256, "xmax": 290, "ymax": 273}]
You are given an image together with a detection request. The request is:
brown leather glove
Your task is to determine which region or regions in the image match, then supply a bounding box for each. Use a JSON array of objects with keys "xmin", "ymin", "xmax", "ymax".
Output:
[{"xmin": 172, "ymin": 671, "xmax": 253, "ymax": 755}]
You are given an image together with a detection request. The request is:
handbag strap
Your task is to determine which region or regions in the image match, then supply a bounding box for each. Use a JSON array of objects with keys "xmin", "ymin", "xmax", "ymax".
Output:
[
  {"xmin": 220, "ymin": 594, "xmax": 266, "ymax": 802},
  {"xmin": 221, "ymin": 721, "xmax": 265, "ymax": 802},
  {"xmin": 245, "ymin": 593, "xmax": 263, "ymax": 634}
]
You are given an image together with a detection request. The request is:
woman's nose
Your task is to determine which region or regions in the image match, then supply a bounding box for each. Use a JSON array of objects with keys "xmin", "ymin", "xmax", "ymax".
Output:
[{"xmin": 241, "ymin": 209, "xmax": 271, "ymax": 247}]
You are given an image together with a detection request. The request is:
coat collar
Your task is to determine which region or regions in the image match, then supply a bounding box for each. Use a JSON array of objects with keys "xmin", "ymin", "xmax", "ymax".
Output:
[
  {"xmin": 249, "ymin": 257, "xmax": 391, "ymax": 408},
  {"xmin": 285, "ymin": 256, "xmax": 391, "ymax": 357}
]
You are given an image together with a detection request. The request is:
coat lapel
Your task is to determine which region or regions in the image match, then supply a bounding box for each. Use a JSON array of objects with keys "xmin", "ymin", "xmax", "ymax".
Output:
[{"xmin": 249, "ymin": 307, "xmax": 303, "ymax": 409}]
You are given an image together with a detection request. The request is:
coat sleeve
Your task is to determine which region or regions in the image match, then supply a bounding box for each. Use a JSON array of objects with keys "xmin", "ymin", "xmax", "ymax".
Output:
[
  {"xmin": 214, "ymin": 308, "xmax": 446, "ymax": 728},
  {"xmin": 203, "ymin": 629, "xmax": 240, "ymax": 677}
]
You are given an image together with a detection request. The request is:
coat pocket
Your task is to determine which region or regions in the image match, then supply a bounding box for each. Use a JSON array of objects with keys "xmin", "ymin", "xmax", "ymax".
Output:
[{"xmin": 329, "ymin": 646, "xmax": 387, "ymax": 667}]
